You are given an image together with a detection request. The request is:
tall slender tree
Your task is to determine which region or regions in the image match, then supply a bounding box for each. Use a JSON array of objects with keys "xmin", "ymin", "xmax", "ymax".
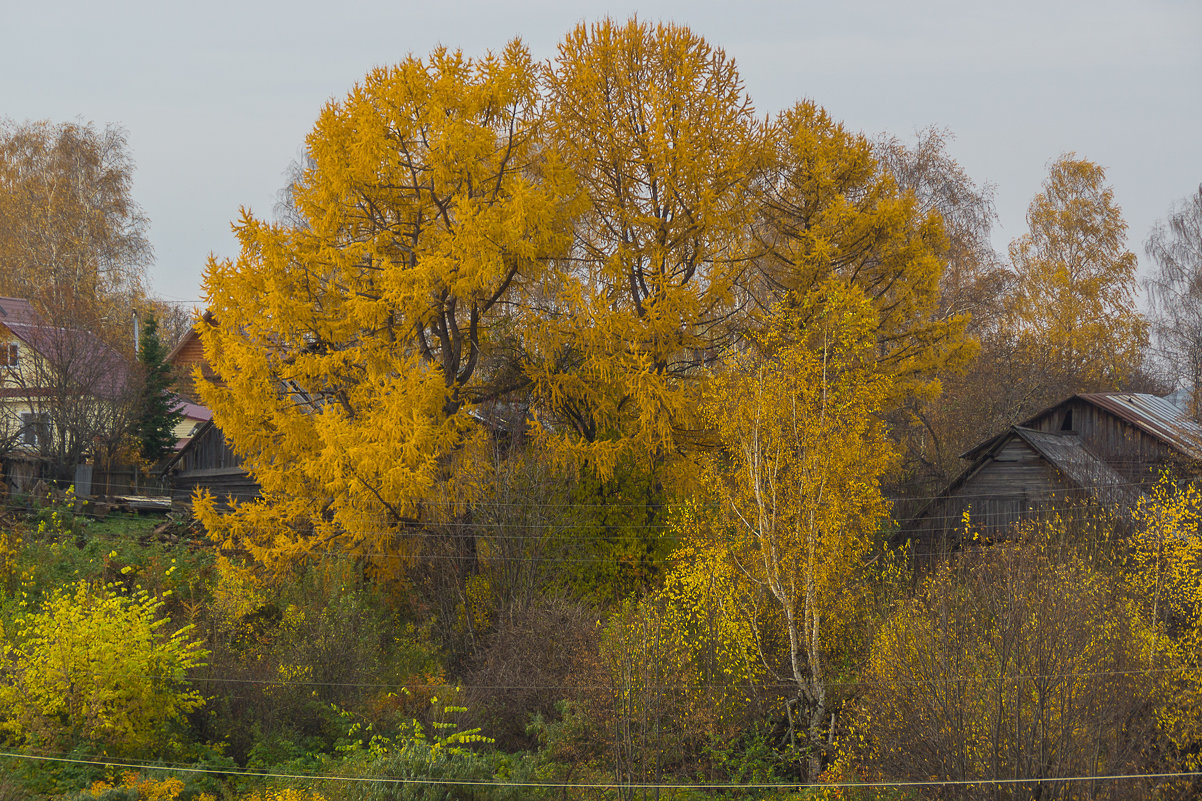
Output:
[
  {"xmin": 1145, "ymin": 186, "xmax": 1202, "ymax": 410},
  {"xmin": 1007, "ymin": 155, "xmax": 1147, "ymax": 390},
  {"xmin": 0, "ymin": 119, "xmax": 152, "ymax": 324}
]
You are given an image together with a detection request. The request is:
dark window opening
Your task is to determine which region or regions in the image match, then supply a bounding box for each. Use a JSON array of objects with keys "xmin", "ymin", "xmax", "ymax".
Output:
[
  {"xmin": 1061, "ymin": 409, "xmax": 1073, "ymax": 431},
  {"xmin": 20, "ymin": 412, "xmax": 49, "ymax": 449}
]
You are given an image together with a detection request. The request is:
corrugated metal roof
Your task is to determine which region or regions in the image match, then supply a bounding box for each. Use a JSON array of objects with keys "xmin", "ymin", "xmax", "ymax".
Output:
[{"xmin": 1077, "ymin": 392, "xmax": 1202, "ymax": 461}]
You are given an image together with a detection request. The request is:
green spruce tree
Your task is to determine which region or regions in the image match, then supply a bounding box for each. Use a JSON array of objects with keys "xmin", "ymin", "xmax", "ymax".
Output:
[{"xmin": 132, "ymin": 315, "xmax": 182, "ymax": 463}]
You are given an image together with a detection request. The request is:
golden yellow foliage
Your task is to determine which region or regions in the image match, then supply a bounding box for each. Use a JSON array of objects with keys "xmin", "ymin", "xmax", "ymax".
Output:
[
  {"xmin": 757, "ymin": 101, "xmax": 972, "ymax": 401},
  {"xmin": 703, "ymin": 278, "xmax": 894, "ymax": 776},
  {"xmin": 527, "ymin": 17, "xmax": 760, "ymax": 475},
  {"xmin": 865, "ymin": 527, "xmax": 1148, "ymax": 796},
  {"xmin": 197, "ymin": 40, "xmax": 573, "ymax": 573},
  {"xmin": 0, "ymin": 580, "xmax": 206, "ymax": 753},
  {"xmin": 0, "ymin": 119, "xmax": 151, "ymax": 311},
  {"xmin": 601, "ymin": 535, "xmax": 761, "ymax": 781},
  {"xmin": 80, "ymin": 772, "xmax": 211, "ymax": 801},
  {"xmin": 235, "ymin": 789, "xmax": 326, "ymax": 801},
  {"xmin": 197, "ymin": 21, "xmax": 969, "ymax": 588},
  {"xmin": 1007, "ymin": 154, "xmax": 1147, "ymax": 387},
  {"xmin": 1129, "ymin": 479, "xmax": 1202, "ymax": 770}
]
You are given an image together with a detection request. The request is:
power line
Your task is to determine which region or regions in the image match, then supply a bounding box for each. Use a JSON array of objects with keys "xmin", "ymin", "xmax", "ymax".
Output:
[
  {"xmin": 3, "ymin": 636, "xmax": 1190, "ymax": 695},
  {"xmin": 0, "ymin": 750, "xmax": 1197, "ymax": 791}
]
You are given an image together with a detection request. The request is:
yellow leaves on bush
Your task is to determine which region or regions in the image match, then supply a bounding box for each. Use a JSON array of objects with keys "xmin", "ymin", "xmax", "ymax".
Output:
[
  {"xmin": 78, "ymin": 774, "xmax": 325, "ymax": 801},
  {"xmin": 236, "ymin": 790, "xmax": 326, "ymax": 801},
  {"xmin": 0, "ymin": 524, "xmax": 20, "ymax": 594},
  {"xmin": 81, "ymin": 773, "xmax": 208, "ymax": 801},
  {"xmin": 864, "ymin": 532, "xmax": 1147, "ymax": 791},
  {"xmin": 1129, "ymin": 478, "xmax": 1202, "ymax": 769},
  {"xmin": 1130, "ymin": 478, "xmax": 1202, "ymax": 637},
  {"xmin": 0, "ymin": 579, "xmax": 207, "ymax": 754}
]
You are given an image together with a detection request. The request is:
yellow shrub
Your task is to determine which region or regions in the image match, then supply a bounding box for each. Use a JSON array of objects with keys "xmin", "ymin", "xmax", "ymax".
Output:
[{"xmin": 0, "ymin": 580, "xmax": 207, "ymax": 753}]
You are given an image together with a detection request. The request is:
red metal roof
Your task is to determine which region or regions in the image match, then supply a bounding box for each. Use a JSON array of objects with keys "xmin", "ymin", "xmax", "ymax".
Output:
[{"xmin": 0, "ymin": 297, "xmax": 41, "ymax": 326}]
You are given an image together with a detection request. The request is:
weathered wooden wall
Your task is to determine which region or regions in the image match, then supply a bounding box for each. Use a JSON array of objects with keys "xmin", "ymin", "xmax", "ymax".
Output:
[
  {"xmin": 168, "ymin": 422, "xmax": 260, "ymax": 510},
  {"xmin": 901, "ymin": 437, "xmax": 1107, "ymax": 555},
  {"xmin": 1024, "ymin": 399, "xmax": 1172, "ymax": 482}
]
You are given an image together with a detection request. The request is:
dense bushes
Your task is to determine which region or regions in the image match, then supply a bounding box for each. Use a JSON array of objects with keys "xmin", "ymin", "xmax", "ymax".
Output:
[
  {"xmin": 862, "ymin": 532, "xmax": 1153, "ymax": 799},
  {"xmin": 3, "ymin": 478, "xmax": 1202, "ymax": 800}
]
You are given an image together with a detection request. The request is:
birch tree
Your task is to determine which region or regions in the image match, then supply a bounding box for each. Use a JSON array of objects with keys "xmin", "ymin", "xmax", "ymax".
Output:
[
  {"xmin": 1008, "ymin": 154, "xmax": 1147, "ymax": 390},
  {"xmin": 1146, "ymin": 186, "xmax": 1202, "ymax": 411},
  {"xmin": 706, "ymin": 278, "xmax": 893, "ymax": 778}
]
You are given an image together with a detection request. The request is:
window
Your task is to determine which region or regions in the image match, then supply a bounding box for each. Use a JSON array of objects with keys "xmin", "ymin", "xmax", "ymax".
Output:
[
  {"xmin": 1, "ymin": 343, "xmax": 16, "ymax": 367},
  {"xmin": 20, "ymin": 412, "xmax": 49, "ymax": 449}
]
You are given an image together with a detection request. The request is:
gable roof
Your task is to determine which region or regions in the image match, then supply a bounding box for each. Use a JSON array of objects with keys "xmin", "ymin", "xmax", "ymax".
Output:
[
  {"xmin": 0, "ymin": 297, "xmax": 133, "ymax": 399},
  {"xmin": 905, "ymin": 425, "xmax": 1142, "ymax": 536},
  {"xmin": 963, "ymin": 392, "xmax": 1202, "ymax": 462},
  {"xmin": 166, "ymin": 310, "xmax": 215, "ymax": 366},
  {"xmin": 1011, "ymin": 427, "xmax": 1141, "ymax": 509},
  {"xmin": 0, "ymin": 297, "xmax": 40, "ymax": 326},
  {"xmin": 1076, "ymin": 392, "xmax": 1202, "ymax": 460}
]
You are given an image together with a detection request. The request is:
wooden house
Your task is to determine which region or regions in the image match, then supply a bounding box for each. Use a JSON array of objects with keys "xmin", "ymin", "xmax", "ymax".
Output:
[
  {"xmin": 900, "ymin": 392, "xmax": 1202, "ymax": 551},
  {"xmin": 165, "ymin": 310, "xmax": 219, "ymax": 404},
  {"xmin": 159, "ymin": 311, "xmax": 251, "ymax": 509}
]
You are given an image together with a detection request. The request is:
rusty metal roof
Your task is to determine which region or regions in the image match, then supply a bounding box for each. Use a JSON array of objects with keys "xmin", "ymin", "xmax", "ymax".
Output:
[{"xmin": 1077, "ymin": 392, "xmax": 1202, "ymax": 461}]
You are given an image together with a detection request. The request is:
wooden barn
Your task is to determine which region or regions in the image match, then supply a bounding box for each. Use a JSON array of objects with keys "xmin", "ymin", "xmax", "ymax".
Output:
[
  {"xmin": 900, "ymin": 392, "xmax": 1202, "ymax": 551},
  {"xmin": 161, "ymin": 420, "xmax": 260, "ymax": 511}
]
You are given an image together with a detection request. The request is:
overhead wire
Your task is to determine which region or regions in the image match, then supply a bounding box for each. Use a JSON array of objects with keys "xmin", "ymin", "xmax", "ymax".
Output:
[{"xmin": 0, "ymin": 750, "xmax": 1198, "ymax": 791}]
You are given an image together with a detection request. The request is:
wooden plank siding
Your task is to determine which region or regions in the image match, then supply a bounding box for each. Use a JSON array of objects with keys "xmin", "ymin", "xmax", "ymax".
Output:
[
  {"xmin": 903, "ymin": 393, "xmax": 1202, "ymax": 555},
  {"xmin": 902, "ymin": 436, "xmax": 1084, "ymax": 553},
  {"xmin": 1022, "ymin": 398, "xmax": 1176, "ymax": 482},
  {"xmin": 165, "ymin": 421, "xmax": 259, "ymax": 511}
]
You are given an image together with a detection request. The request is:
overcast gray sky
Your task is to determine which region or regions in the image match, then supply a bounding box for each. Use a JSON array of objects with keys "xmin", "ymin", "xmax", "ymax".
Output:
[{"xmin": 4, "ymin": 0, "xmax": 1199, "ymax": 305}]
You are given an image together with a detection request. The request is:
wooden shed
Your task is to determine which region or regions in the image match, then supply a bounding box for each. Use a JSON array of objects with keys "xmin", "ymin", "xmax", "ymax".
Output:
[
  {"xmin": 161, "ymin": 420, "xmax": 260, "ymax": 511},
  {"xmin": 900, "ymin": 393, "xmax": 1202, "ymax": 552}
]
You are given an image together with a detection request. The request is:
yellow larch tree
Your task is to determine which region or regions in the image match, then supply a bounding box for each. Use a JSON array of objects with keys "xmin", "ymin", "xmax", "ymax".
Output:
[
  {"xmin": 1007, "ymin": 154, "xmax": 1147, "ymax": 388},
  {"xmin": 527, "ymin": 18, "xmax": 762, "ymax": 477},
  {"xmin": 755, "ymin": 101, "xmax": 972, "ymax": 403},
  {"xmin": 703, "ymin": 278, "xmax": 894, "ymax": 779},
  {"xmin": 196, "ymin": 41, "xmax": 573, "ymax": 574}
]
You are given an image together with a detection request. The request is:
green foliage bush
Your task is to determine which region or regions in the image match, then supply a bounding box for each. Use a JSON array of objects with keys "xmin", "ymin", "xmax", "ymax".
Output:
[{"xmin": 332, "ymin": 699, "xmax": 548, "ymax": 801}]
